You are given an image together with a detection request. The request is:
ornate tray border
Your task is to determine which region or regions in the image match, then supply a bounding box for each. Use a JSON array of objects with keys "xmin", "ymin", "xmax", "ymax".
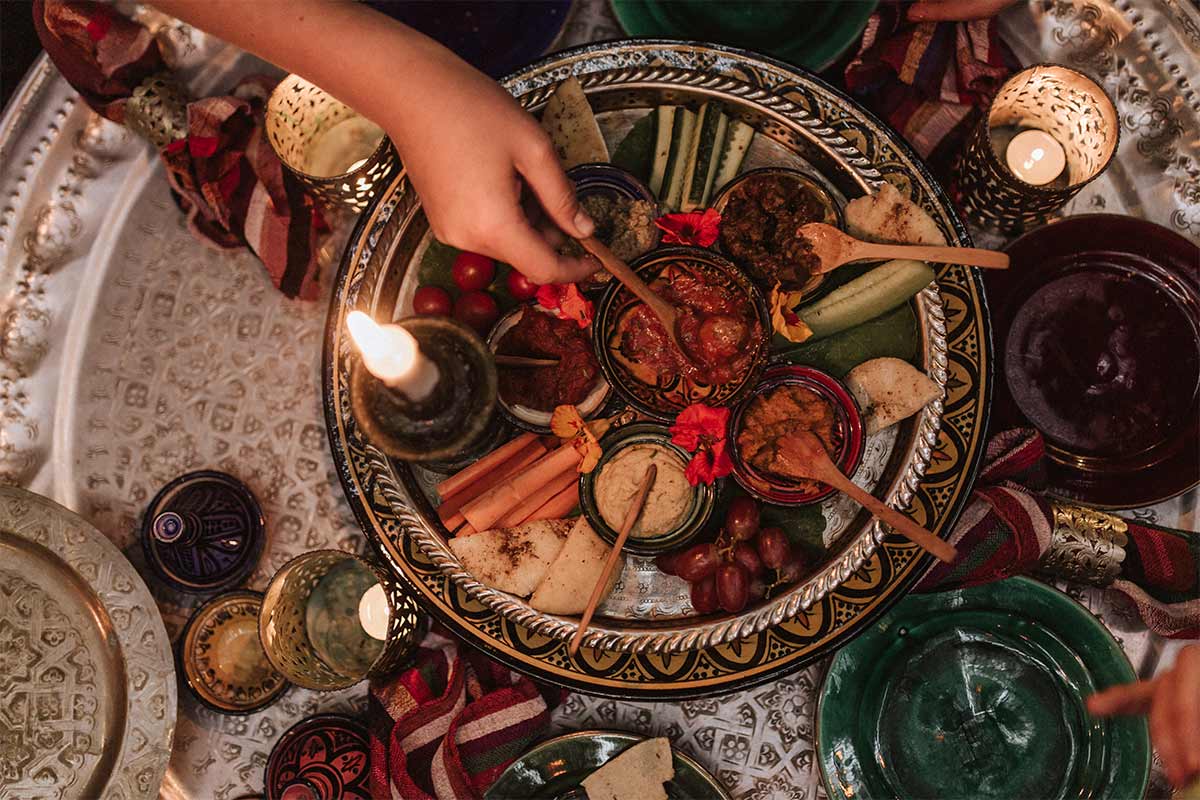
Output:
[{"xmin": 324, "ymin": 41, "xmax": 992, "ymax": 697}]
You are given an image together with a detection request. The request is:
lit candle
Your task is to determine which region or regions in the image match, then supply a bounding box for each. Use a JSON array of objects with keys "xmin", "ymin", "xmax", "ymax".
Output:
[
  {"xmin": 304, "ymin": 116, "xmax": 385, "ymax": 177},
  {"xmin": 347, "ymin": 311, "xmax": 440, "ymax": 401},
  {"xmin": 1005, "ymin": 129, "xmax": 1066, "ymax": 186},
  {"xmin": 357, "ymin": 582, "xmax": 389, "ymax": 641}
]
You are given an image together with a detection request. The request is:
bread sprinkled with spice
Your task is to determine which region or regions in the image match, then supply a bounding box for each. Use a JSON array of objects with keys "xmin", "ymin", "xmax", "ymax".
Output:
[{"xmin": 449, "ymin": 519, "xmax": 574, "ymax": 596}]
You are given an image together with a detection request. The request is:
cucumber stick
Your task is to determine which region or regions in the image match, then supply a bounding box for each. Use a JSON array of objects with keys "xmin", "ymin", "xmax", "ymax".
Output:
[
  {"xmin": 711, "ymin": 119, "xmax": 754, "ymax": 195},
  {"xmin": 796, "ymin": 260, "xmax": 935, "ymax": 340},
  {"xmin": 682, "ymin": 106, "xmax": 726, "ymax": 211},
  {"xmin": 648, "ymin": 106, "xmax": 676, "ymax": 197},
  {"xmin": 662, "ymin": 109, "xmax": 697, "ymax": 209},
  {"xmin": 674, "ymin": 103, "xmax": 711, "ymax": 211}
]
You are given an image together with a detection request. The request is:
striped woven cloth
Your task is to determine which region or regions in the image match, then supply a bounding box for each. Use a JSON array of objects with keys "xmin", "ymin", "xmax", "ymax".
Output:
[{"xmin": 33, "ymin": 0, "xmax": 326, "ymax": 300}]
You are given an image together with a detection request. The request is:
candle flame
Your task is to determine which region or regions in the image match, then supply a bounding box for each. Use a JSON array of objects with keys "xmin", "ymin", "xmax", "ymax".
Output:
[{"xmin": 347, "ymin": 310, "xmax": 417, "ymax": 383}]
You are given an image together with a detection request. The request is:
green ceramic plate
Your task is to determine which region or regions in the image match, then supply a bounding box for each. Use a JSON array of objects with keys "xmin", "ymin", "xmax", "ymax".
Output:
[
  {"xmin": 609, "ymin": 0, "xmax": 879, "ymax": 72},
  {"xmin": 485, "ymin": 731, "xmax": 730, "ymax": 799},
  {"xmin": 816, "ymin": 577, "xmax": 1151, "ymax": 800}
]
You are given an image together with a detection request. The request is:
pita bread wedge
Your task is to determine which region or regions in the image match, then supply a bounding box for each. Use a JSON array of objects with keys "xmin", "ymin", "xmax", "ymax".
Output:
[
  {"xmin": 448, "ymin": 519, "xmax": 573, "ymax": 597},
  {"xmin": 540, "ymin": 76, "xmax": 609, "ymax": 169},
  {"xmin": 845, "ymin": 182, "xmax": 946, "ymax": 246},
  {"xmin": 846, "ymin": 357, "xmax": 942, "ymax": 434},
  {"xmin": 529, "ymin": 518, "xmax": 621, "ymax": 615},
  {"xmin": 582, "ymin": 737, "xmax": 674, "ymax": 800}
]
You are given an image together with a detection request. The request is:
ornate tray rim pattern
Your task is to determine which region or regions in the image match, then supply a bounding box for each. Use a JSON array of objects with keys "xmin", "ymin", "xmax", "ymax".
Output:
[
  {"xmin": 324, "ymin": 40, "xmax": 992, "ymax": 695},
  {"xmin": 0, "ymin": 485, "xmax": 177, "ymax": 800}
]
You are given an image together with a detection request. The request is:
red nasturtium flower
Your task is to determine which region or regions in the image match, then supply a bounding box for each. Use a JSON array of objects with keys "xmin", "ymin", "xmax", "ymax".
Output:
[
  {"xmin": 654, "ymin": 208, "xmax": 722, "ymax": 248},
  {"xmin": 669, "ymin": 403, "xmax": 733, "ymax": 485},
  {"xmin": 535, "ymin": 283, "xmax": 594, "ymax": 328}
]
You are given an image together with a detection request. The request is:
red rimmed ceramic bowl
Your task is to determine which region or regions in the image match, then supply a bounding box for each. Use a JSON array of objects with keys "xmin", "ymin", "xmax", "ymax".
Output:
[{"xmin": 728, "ymin": 365, "xmax": 865, "ymax": 506}]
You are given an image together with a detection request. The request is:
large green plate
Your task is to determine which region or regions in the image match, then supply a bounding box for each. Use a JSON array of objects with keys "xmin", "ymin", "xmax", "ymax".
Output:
[
  {"xmin": 816, "ymin": 577, "xmax": 1151, "ymax": 800},
  {"xmin": 485, "ymin": 730, "xmax": 729, "ymax": 799},
  {"xmin": 324, "ymin": 41, "xmax": 991, "ymax": 699},
  {"xmin": 609, "ymin": 0, "xmax": 879, "ymax": 72}
]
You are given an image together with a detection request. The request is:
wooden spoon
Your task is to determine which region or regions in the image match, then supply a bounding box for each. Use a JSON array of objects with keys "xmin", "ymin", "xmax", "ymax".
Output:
[
  {"xmin": 776, "ymin": 431, "xmax": 957, "ymax": 564},
  {"xmin": 798, "ymin": 222, "xmax": 1010, "ymax": 273},
  {"xmin": 569, "ymin": 463, "xmax": 657, "ymax": 657},
  {"xmin": 493, "ymin": 354, "xmax": 560, "ymax": 368},
  {"xmin": 578, "ymin": 236, "xmax": 687, "ymax": 356}
]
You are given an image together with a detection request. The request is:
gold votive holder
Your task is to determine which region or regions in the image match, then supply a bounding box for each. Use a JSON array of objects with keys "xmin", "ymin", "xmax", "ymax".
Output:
[
  {"xmin": 259, "ymin": 550, "xmax": 426, "ymax": 691},
  {"xmin": 953, "ymin": 64, "xmax": 1118, "ymax": 233},
  {"xmin": 265, "ymin": 74, "xmax": 399, "ymax": 211}
]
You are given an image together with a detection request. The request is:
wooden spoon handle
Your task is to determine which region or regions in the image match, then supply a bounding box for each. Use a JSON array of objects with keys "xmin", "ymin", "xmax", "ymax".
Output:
[
  {"xmin": 819, "ymin": 467, "xmax": 958, "ymax": 564},
  {"xmin": 855, "ymin": 241, "xmax": 1010, "ymax": 270},
  {"xmin": 579, "ymin": 236, "xmax": 676, "ymax": 321},
  {"xmin": 569, "ymin": 464, "xmax": 657, "ymax": 657}
]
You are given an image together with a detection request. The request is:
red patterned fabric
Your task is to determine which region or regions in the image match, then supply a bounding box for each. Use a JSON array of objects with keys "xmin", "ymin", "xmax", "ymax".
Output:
[{"xmin": 33, "ymin": 0, "xmax": 326, "ymax": 300}]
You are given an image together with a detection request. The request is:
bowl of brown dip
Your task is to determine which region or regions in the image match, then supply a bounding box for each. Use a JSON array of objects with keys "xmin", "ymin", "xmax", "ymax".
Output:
[{"xmin": 579, "ymin": 422, "xmax": 717, "ymax": 555}]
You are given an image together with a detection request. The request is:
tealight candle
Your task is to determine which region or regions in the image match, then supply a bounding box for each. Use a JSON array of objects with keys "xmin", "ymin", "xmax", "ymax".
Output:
[
  {"xmin": 357, "ymin": 583, "xmax": 389, "ymax": 641},
  {"xmin": 304, "ymin": 116, "xmax": 386, "ymax": 178},
  {"xmin": 347, "ymin": 311, "xmax": 440, "ymax": 401},
  {"xmin": 1005, "ymin": 129, "xmax": 1066, "ymax": 186}
]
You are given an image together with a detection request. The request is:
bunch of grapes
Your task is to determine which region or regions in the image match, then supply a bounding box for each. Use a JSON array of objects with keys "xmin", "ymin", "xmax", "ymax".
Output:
[{"xmin": 656, "ymin": 496, "xmax": 807, "ymax": 614}]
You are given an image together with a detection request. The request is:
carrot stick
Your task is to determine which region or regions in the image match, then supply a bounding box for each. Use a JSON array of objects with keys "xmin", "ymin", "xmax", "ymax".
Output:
[
  {"xmin": 523, "ymin": 481, "xmax": 581, "ymax": 523},
  {"xmin": 461, "ymin": 443, "xmax": 582, "ymax": 532},
  {"xmin": 437, "ymin": 439, "xmax": 546, "ymax": 523},
  {"xmin": 457, "ymin": 523, "xmax": 479, "ymax": 537},
  {"xmin": 437, "ymin": 432, "xmax": 539, "ymax": 500},
  {"xmin": 443, "ymin": 512, "xmax": 465, "ymax": 530},
  {"xmin": 496, "ymin": 468, "xmax": 579, "ymax": 529}
]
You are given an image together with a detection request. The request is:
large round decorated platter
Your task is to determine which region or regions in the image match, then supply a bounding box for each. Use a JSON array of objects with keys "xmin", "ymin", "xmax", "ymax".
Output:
[{"xmin": 324, "ymin": 41, "xmax": 991, "ymax": 698}]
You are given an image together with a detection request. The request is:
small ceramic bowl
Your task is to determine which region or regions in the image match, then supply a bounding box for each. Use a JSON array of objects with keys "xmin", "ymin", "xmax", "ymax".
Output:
[
  {"xmin": 265, "ymin": 713, "xmax": 371, "ymax": 800},
  {"xmin": 710, "ymin": 166, "xmax": 844, "ymax": 293},
  {"xmin": 486, "ymin": 304, "xmax": 612, "ymax": 433},
  {"xmin": 579, "ymin": 422, "xmax": 717, "ymax": 555},
  {"xmin": 728, "ymin": 366, "xmax": 865, "ymax": 506},
  {"xmin": 567, "ymin": 163, "xmax": 660, "ymax": 287},
  {"xmin": 593, "ymin": 246, "xmax": 771, "ymax": 421}
]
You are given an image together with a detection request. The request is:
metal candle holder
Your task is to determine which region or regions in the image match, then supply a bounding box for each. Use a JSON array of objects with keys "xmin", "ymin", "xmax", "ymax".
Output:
[
  {"xmin": 265, "ymin": 74, "xmax": 399, "ymax": 210},
  {"xmin": 349, "ymin": 315, "xmax": 500, "ymax": 464},
  {"xmin": 954, "ymin": 64, "xmax": 1118, "ymax": 233},
  {"xmin": 259, "ymin": 550, "xmax": 425, "ymax": 691}
]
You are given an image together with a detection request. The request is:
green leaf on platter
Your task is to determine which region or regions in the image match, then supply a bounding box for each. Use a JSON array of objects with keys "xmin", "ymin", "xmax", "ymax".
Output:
[
  {"xmin": 775, "ymin": 303, "xmax": 920, "ymax": 378},
  {"xmin": 761, "ymin": 503, "xmax": 827, "ymax": 556},
  {"xmin": 610, "ymin": 111, "xmax": 656, "ymax": 184}
]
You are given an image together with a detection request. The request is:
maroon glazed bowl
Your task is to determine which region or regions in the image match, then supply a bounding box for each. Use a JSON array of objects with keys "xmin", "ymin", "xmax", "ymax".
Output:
[{"xmin": 728, "ymin": 365, "xmax": 865, "ymax": 506}]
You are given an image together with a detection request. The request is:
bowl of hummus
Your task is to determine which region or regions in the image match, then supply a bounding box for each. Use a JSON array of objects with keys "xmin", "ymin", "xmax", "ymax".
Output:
[{"xmin": 580, "ymin": 422, "xmax": 717, "ymax": 555}]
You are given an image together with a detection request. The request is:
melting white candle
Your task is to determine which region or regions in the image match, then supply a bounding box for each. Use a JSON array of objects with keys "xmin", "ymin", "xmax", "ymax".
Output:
[
  {"xmin": 357, "ymin": 582, "xmax": 389, "ymax": 641},
  {"xmin": 347, "ymin": 311, "xmax": 440, "ymax": 401},
  {"xmin": 1005, "ymin": 129, "xmax": 1066, "ymax": 186}
]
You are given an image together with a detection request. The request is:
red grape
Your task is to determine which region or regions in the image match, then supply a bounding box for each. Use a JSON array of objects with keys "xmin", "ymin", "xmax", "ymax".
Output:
[
  {"xmin": 654, "ymin": 550, "xmax": 684, "ymax": 577},
  {"xmin": 691, "ymin": 576, "xmax": 720, "ymax": 614},
  {"xmin": 452, "ymin": 251, "xmax": 496, "ymax": 291},
  {"xmin": 776, "ymin": 554, "xmax": 809, "ymax": 585},
  {"xmin": 748, "ymin": 575, "xmax": 768, "ymax": 601},
  {"xmin": 716, "ymin": 563, "xmax": 750, "ymax": 613},
  {"xmin": 755, "ymin": 527, "xmax": 791, "ymax": 570},
  {"xmin": 413, "ymin": 285, "xmax": 452, "ymax": 316},
  {"xmin": 724, "ymin": 496, "xmax": 760, "ymax": 542},
  {"xmin": 506, "ymin": 269, "xmax": 540, "ymax": 301},
  {"xmin": 674, "ymin": 543, "xmax": 719, "ymax": 582},
  {"xmin": 732, "ymin": 542, "xmax": 765, "ymax": 578},
  {"xmin": 453, "ymin": 290, "xmax": 500, "ymax": 335}
]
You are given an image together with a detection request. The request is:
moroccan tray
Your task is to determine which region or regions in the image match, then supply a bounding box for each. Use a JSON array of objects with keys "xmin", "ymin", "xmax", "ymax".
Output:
[{"xmin": 324, "ymin": 41, "xmax": 992, "ymax": 698}]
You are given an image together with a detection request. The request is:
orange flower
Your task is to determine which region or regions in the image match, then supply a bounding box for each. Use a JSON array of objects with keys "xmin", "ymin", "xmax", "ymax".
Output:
[
  {"xmin": 535, "ymin": 283, "xmax": 593, "ymax": 328},
  {"xmin": 654, "ymin": 208, "xmax": 722, "ymax": 247},
  {"xmin": 769, "ymin": 282, "xmax": 812, "ymax": 343},
  {"xmin": 669, "ymin": 403, "xmax": 733, "ymax": 485},
  {"xmin": 551, "ymin": 404, "xmax": 602, "ymax": 473}
]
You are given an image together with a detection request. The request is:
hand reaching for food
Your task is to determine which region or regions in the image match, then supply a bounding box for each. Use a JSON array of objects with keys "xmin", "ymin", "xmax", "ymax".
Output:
[
  {"xmin": 150, "ymin": 0, "xmax": 597, "ymax": 284},
  {"xmin": 1088, "ymin": 645, "xmax": 1200, "ymax": 788}
]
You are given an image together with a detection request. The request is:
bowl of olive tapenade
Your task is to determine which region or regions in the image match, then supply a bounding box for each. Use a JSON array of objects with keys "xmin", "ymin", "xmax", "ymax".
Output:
[
  {"xmin": 711, "ymin": 167, "xmax": 842, "ymax": 292},
  {"xmin": 563, "ymin": 163, "xmax": 660, "ymax": 285},
  {"xmin": 487, "ymin": 304, "xmax": 611, "ymax": 433}
]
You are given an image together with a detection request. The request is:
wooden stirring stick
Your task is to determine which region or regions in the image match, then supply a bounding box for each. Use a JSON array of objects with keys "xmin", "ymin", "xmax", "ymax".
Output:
[
  {"xmin": 578, "ymin": 236, "xmax": 687, "ymax": 355},
  {"xmin": 798, "ymin": 222, "xmax": 1010, "ymax": 273},
  {"xmin": 569, "ymin": 463, "xmax": 657, "ymax": 657},
  {"xmin": 778, "ymin": 432, "xmax": 957, "ymax": 564},
  {"xmin": 493, "ymin": 355, "xmax": 560, "ymax": 368}
]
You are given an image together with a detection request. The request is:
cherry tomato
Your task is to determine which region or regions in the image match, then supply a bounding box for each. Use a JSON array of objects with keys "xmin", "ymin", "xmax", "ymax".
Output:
[
  {"xmin": 453, "ymin": 290, "xmax": 500, "ymax": 335},
  {"xmin": 755, "ymin": 527, "xmax": 791, "ymax": 570},
  {"xmin": 716, "ymin": 563, "xmax": 750, "ymax": 613},
  {"xmin": 732, "ymin": 542, "xmax": 765, "ymax": 578},
  {"xmin": 674, "ymin": 543, "xmax": 720, "ymax": 583},
  {"xmin": 452, "ymin": 251, "xmax": 496, "ymax": 292},
  {"xmin": 724, "ymin": 496, "xmax": 760, "ymax": 542},
  {"xmin": 690, "ymin": 575, "xmax": 720, "ymax": 614},
  {"xmin": 506, "ymin": 269, "xmax": 540, "ymax": 301},
  {"xmin": 413, "ymin": 285, "xmax": 453, "ymax": 316},
  {"xmin": 697, "ymin": 315, "xmax": 748, "ymax": 359}
]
